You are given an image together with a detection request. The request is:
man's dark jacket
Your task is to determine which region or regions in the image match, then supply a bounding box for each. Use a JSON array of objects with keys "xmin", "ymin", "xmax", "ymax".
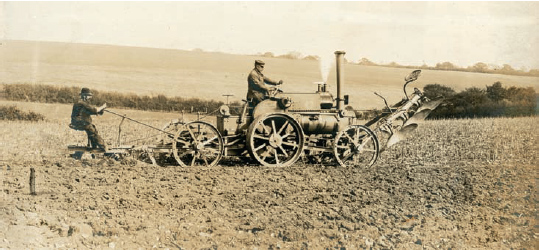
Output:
[
  {"xmin": 246, "ymin": 68, "xmax": 280, "ymax": 104},
  {"xmin": 71, "ymin": 100, "xmax": 99, "ymax": 128}
]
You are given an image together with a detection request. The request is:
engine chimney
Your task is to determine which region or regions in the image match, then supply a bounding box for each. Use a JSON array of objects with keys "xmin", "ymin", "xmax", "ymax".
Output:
[{"xmin": 335, "ymin": 51, "xmax": 346, "ymax": 111}]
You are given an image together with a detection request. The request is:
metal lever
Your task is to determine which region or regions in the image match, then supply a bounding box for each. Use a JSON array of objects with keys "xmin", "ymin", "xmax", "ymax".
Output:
[{"xmin": 374, "ymin": 92, "xmax": 393, "ymax": 113}]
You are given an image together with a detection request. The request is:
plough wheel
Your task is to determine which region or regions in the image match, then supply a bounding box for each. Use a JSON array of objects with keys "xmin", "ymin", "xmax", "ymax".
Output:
[
  {"xmin": 247, "ymin": 113, "xmax": 304, "ymax": 167},
  {"xmin": 171, "ymin": 121, "xmax": 224, "ymax": 167},
  {"xmin": 333, "ymin": 125, "xmax": 379, "ymax": 167}
]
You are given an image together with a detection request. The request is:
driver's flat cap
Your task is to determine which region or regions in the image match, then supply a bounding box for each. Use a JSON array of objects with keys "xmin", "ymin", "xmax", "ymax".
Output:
[{"xmin": 255, "ymin": 60, "xmax": 265, "ymax": 65}]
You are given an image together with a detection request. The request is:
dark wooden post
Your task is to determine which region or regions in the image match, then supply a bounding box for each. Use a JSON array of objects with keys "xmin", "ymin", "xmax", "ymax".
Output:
[{"xmin": 30, "ymin": 168, "xmax": 36, "ymax": 195}]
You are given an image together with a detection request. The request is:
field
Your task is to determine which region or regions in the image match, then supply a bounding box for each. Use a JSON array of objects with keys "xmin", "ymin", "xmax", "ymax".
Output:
[
  {"xmin": 1, "ymin": 40, "xmax": 538, "ymax": 109},
  {"xmin": 1, "ymin": 99, "xmax": 537, "ymax": 248},
  {"xmin": 1, "ymin": 41, "xmax": 538, "ymax": 248}
]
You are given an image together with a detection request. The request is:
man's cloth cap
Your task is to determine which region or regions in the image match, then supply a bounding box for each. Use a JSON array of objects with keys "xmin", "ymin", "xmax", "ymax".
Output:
[
  {"xmin": 80, "ymin": 87, "xmax": 93, "ymax": 96},
  {"xmin": 255, "ymin": 60, "xmax": 265, "ymax": 65}
]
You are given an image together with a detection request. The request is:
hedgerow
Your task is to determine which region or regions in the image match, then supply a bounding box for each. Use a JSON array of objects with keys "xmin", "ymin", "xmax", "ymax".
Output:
[{"xmin": 3, "ymin": 84, "xmax": 224, "ymax": 113}]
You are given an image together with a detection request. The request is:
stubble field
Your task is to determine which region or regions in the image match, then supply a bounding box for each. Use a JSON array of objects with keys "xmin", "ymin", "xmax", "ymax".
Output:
[{"xmin": 1, "ymin": 101, "xmax": 537, "ymax": 249}]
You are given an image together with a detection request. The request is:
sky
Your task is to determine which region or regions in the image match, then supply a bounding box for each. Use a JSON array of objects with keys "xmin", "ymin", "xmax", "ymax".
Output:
[{"xmin": 2, "ymin": 1, "xmax": 539, "ymax": 70}]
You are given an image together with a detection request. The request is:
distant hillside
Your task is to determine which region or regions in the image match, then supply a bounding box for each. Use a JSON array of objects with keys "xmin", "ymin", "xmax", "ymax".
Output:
[
  {"xmin": 1, "ymin": 40, "xmax": 537, "ymax": 109},
  {"xmin": 0, "ymin": 39, "xmax": 256, "ymax": 71}
]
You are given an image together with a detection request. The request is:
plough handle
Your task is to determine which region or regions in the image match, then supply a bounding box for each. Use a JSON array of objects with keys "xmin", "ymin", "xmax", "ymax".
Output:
[{"xmin": 104, "ymin": 109, "xmax": 176, "ymax": 136}]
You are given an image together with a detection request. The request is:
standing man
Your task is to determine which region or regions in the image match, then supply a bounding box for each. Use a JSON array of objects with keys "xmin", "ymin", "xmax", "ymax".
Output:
[
  {"xmin": 70, "ymin": 87, "xmax": 108, "ymax": 151},
  {"xmin": 246, "ymin": 60, "xmax": 283, "ymax": 106}
]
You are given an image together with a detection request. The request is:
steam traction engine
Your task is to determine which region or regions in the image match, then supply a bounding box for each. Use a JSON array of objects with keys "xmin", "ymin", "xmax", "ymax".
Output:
[
  {"xmin": 74, "ymin": 51, "xmax": 440, "ymax": 167},
  {"xmin": 170, "ymin": 51, "xmax": 378, "ymax": 167}
]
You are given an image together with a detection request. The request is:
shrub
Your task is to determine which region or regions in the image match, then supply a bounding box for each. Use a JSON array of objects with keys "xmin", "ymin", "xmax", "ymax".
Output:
[
  {"xmin": 424, "ymin": 82, "xmax": 537, "ymax": 119},
  {"xmin": 0, "ymin": 106, "xmax": 45, "ymax": 121}
]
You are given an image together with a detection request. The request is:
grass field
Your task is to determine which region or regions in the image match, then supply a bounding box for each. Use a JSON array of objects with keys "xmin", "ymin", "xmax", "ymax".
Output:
[{"xmin": 1, "ymin": 40, "xmax": 537, "ymax": 109}]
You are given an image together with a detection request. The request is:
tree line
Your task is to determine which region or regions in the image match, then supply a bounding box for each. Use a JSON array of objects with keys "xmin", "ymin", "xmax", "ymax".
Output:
[
  {"xmin": 258, "ymin": 51, "xmax": 539, "ymax": 77},
  {"xmin": 373, "ymin": 60, "xmax": 539, "ymax": 77},
  {"xmin": 2, "ymin": 84, "xmax": 224, "ymax": 113},
  {"xmin": 422, "ymin": 82, "xmax": 537, "ymax": 119}
]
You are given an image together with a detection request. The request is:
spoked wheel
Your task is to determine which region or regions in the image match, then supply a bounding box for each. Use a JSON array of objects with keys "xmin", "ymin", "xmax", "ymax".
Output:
[
  {"xmin": 171, "ymin": 121, "xmax": 224, "ymax": 167},
  {"xmin": 247, "ymin": 113, "xmax": 304, "ymax": 167},
  {"xmin": 334, "ymin": 125, "xmax": 379, "ymax": 167}
]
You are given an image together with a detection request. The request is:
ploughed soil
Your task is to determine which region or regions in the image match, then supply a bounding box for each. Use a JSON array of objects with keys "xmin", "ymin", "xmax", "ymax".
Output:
[
  {"xmin": 1, "ymin": 115, "xmax": 538, "ymax": 249},
  {"xmin": 2, "ymin": 153, "xmax": 537, "ymax": 249}
]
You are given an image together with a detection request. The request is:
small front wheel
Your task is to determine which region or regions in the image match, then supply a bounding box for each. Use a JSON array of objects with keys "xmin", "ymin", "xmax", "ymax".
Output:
[
  {"xmin": 172, "ymin": 121, "xmax": 224, "ymax": 167},
  {"xmin": 334, "ymin": 125, "xmax": 379, "ymax": 167}
]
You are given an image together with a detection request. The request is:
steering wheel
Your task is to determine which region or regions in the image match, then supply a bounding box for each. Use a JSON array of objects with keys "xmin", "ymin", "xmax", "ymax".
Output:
[{"xmin": 267, "ymin": 87, "xmax": 283, "ymax": 98}]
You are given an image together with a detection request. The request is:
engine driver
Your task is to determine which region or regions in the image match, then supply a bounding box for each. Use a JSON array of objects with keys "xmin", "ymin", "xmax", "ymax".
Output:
[{"xmin": 246, "ymin": 60, "xmax": 283, "ymax": 106}]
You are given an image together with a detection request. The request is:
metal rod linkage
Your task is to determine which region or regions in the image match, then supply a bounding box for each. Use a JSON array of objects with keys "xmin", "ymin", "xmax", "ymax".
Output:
[{"xmin": 104, "ymin": 109, "xmax": 176, "ymax": 136}]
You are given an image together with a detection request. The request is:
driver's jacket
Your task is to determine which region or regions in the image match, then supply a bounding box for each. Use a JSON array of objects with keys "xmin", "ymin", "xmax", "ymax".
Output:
[
  {"xmin": 70, "ymin": 100, "xmax": 99, "ymax": 129},
  {"xmin": 246, "ymin": 68, "xmax": 280, "ymax": 105}
]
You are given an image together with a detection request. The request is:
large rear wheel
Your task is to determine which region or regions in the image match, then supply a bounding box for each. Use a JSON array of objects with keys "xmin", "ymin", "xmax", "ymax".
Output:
[{"xmin": 246, "ymin": 113, "xmax": 304, "ymax": 167}]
